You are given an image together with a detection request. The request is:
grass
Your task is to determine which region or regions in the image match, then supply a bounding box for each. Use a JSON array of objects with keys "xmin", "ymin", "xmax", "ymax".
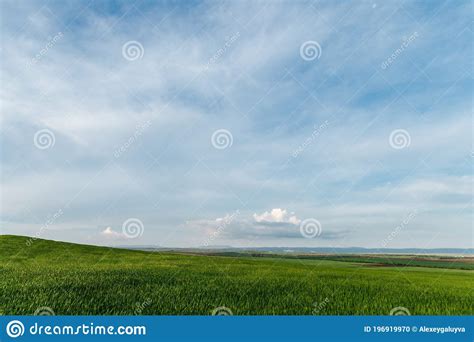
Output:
[
  {"xmin": 199, "ymin": 252, "xmax": 474, "ymax": 270},
  {"xmin": 0, "ymin": 235, "xmax": 472, "ymax": 315}
]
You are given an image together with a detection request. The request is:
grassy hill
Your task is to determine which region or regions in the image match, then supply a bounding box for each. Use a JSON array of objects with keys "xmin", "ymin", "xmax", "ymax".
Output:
[{"xmin": 0, "ymin": 235, "xmax": 472, "ymax": 315}]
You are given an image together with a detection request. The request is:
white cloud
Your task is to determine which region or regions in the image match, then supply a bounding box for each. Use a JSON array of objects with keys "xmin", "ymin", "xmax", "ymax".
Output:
[
  {"xmin": 253, "ymin": 208, "xmax": 300, "ymax": 225},
  {"xmin": 186, "ymin": 209, "xmax": 350, "ymax": 243},
  {"xmin": 101, "ymin": 227, "xmax": 125, "ymax": 239}
]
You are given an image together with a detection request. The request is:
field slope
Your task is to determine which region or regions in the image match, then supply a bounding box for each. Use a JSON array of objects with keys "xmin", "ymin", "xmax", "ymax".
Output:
[{"xmin": 0, "ymin": 235, "xmax": 472, "ymax": 315}]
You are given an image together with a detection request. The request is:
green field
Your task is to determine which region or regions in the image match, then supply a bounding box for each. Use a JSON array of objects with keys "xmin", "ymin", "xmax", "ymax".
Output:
[
  {"xmin": 1, "ymin": 235, "xmax": 472, "ymax": 315},
  {"xmin": 200, "ymin": 252, "xmax": 474, "ymax": 270}
]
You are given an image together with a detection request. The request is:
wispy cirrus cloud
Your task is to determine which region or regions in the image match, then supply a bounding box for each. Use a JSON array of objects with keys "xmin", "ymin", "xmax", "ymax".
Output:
[{"xmin": 0, "ymin": 0, "xmax": 471, "ymax": 248}]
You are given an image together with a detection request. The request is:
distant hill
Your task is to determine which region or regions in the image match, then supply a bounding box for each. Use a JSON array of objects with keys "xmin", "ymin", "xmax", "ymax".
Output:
[
  {"xmin": 126, "ymin": 246, "xmax": 474, "ymax": 255},
  {"xmin": 2, "ymin": 234, "xmax": 472, "ymax": 255}
]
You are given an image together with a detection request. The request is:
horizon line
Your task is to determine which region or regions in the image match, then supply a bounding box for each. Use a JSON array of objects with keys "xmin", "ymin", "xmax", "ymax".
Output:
[{"xmin": 2, "ymin": 234, "xmax": 472, "ymax": 254}]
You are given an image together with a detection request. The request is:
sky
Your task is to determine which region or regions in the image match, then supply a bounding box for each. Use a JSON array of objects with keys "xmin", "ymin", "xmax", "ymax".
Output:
[{"xmin": 0, "ymin": 0, "xmax": 472, "ymax": 249}]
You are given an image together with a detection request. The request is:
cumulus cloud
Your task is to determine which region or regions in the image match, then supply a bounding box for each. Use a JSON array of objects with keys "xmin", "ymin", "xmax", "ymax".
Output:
[
  {"xmin": 100, "ymin": 227, "xmax": 125, "ymax": 239},
  {"xmin": 186, "ymin": 209, "xmax": 350, "ymax": 243},
  {"xmin": 253, "ymin": 208, "xmax": 301, "ymax": 225}
]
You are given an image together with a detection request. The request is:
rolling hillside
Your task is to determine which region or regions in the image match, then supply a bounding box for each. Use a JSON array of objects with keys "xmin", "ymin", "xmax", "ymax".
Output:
[{"xmin": 1, "ymin": 235, "xmax": 472, "ymax": 315}]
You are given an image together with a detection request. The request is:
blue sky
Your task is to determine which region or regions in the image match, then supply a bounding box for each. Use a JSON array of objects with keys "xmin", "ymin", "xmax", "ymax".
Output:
[{"xmin": 0, "ymin": 0, "xmax": 472, "ymax": 248}]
